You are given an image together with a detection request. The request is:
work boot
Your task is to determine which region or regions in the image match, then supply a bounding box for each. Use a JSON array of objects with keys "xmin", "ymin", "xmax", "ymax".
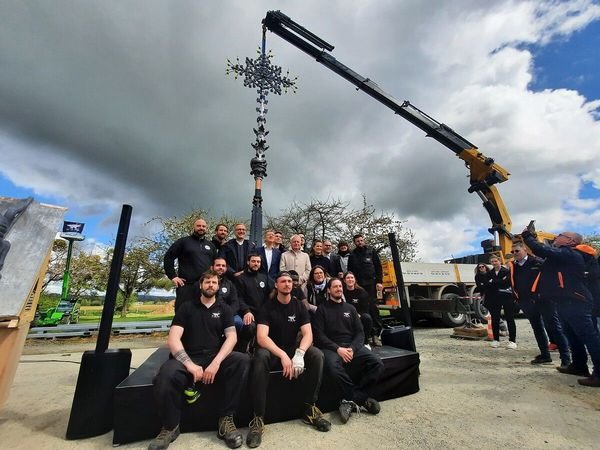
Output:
[
  {"xmin": 556, "ymin": 364, "xmax": 591, "ymax": 377},
  {"xmin": 246, "ymin": 415, "xmax": 264, "ymax": 448},
  {"xmin": 148, "ymin": 425, "xmax": 180, "ymax": 450},
  {"xmin": 338, "ymin": 399, "xmax": 360, "ymax": 424},
  {"xmin": 217, "ymin": 415, "xmax": 243, "ymax": 449},
  {"xmin": 577, "ymin": 375, "xmax": 600, "ymax": 387},
  {"xmin": 302, "ymin": 404, "xmax": 331, "ymax": 431},
  {"xmin": 530, "ymin": 355, "xmax": 552, "ymax": 365},
  {"xmin": 362, "ymin": 397, "xmax": 381, "ymax": 415}
]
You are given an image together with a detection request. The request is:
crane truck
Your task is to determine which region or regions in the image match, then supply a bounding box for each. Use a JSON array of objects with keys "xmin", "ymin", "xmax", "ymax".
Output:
[{"xmin": 261, "ymin": 11, "xmax": 554, "ymax": 326}]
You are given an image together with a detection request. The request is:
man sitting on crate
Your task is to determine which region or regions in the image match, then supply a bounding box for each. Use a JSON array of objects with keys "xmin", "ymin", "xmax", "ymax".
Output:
[
  {"xmin": 246, "ymin": 271, "xmax": 331, "ymax": 448},
  {"xmin": 313, "ymin": 277, "xmax": 384, "ymax": 423},
  {"xmin": 150, "ymin": 270, "xmax": 250, "ymax": 450}
]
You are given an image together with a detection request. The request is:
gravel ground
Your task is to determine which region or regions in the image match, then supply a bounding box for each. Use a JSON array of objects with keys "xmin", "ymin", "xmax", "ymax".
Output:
[{"xmin": 2, "ymin": 318, "xmax": 599, "ymax": 449}]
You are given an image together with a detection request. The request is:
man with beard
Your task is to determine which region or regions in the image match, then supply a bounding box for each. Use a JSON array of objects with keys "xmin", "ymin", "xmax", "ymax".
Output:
[
  {"xmin": 246, "ymin": 271, "xmax": 331, "ymax": 448},
  {"xmin": 151, "ymin": 271, "xmax": 249, "ymax": 450},
  {"xmin": 332, "ymin": 241, "xmax": 350, "ymax": 279},
  {"xmin": 212, "ymin": 257, "xmax": 251, "ymax": 353},
  {"xmin": 313, "ymin": 278, "xmax": 384, "ymax": 423},
  {"xmin": 212, "ymin": 224, "xmax": 229, "ymax": 252},
  {"xmin": 219, "ymin": 223, "xmax": 256, "ymax": 279},
  {"xmin": 164, "ymin": 219, "xmax": 217, "ymax": 311},
  {"xmin": 347, "ymin": 235, "xmax": 383, "ymax": 335},
  {"xmin": 235, "ymin": 253, "xmax": 270, "ymax": 350}
]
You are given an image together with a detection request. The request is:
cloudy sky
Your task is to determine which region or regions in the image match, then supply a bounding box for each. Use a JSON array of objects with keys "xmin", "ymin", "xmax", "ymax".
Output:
[{"xmin": 1, "ymin": 0, "xmax": 599, "ymax": 261}]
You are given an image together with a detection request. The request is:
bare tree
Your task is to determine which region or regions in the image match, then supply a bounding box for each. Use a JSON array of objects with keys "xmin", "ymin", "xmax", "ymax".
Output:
[{"xmin": 267, "ymin": 195, "xmax": 418, "ymax": 261}]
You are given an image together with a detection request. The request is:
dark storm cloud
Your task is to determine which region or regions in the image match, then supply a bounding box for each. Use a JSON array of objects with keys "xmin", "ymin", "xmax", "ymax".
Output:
[{"xmin": 1, "ymin": 1, "xmax": 599, "ymax": 260}]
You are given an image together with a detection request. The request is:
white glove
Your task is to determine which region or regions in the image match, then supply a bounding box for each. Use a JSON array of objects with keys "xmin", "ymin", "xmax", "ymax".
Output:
[{"xmin": 292, "ymin": 349, "xmax": 305, "ymax": 378}]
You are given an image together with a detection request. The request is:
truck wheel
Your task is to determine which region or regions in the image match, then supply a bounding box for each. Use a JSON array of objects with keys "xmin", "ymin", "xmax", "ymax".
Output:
[
  {"xmin": 440, "ymin": 293, "xmax": 466, "ymax": 327},
  {"xmin": 474, "ymin": 298, "xmax": 489, "ymax": 322}
]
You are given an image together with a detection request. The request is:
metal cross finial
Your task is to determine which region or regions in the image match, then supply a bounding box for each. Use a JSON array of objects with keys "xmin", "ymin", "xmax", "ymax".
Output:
[
  {"xmin": 226, "ymin": 27, "xmax": 297, "ymax": 182},
  {"xmin": 226, "ymin": 26, "xmax": 297, "ymax": 246}
]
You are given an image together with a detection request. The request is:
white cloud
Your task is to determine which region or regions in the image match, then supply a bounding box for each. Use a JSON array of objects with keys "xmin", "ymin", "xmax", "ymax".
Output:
[{"xmin": 1, "ymin": 0, "xmax": 599, "ymax": 261}]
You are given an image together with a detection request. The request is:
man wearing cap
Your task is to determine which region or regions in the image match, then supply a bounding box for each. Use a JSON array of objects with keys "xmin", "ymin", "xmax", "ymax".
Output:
[{"xmin": 246, "ymin": 271, "xmax": 331, "ymax": 448}]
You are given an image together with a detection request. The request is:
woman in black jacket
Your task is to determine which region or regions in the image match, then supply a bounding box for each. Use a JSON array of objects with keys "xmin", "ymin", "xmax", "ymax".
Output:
[
  {"xmin": 343, "ymin": 271, "xmax": 372, "ymax": 345},
  {"xmin": 485, "ymin": 256, "xmax": 517, "ymax": 349}
]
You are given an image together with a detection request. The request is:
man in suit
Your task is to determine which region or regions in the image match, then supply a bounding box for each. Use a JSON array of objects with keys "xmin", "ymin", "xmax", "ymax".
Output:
[{"xmin": 258, "ymin": 229, "xmax": 281, "ymax": 288}]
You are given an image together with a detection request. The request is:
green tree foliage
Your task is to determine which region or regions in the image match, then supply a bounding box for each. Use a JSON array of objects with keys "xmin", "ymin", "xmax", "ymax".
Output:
[
  {"xmin": 68, "ymin": 251, "xmax": 108, "ymax": 302},
  {"xmin": 41, "ymin": 239, "xmax": 69, "ymax": 292},
  {"xmin": 584, "ymin": 234, "xmax": 600, "ymax": 253},
  {"xmin": 112, "ymin": 240, "xmax": 165, "ymax": 317}
]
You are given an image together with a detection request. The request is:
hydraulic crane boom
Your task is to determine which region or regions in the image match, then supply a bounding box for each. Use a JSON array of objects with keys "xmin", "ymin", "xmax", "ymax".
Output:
[{"xmin": 263, "ymin": 10, "xmax": 514, "ymax": 255}]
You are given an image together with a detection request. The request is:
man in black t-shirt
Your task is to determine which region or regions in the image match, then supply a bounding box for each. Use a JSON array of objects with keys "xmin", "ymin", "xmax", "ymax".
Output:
[
  {"xmin": 163, "ymin": 219, "xmax": 217, "ymax": 311},
  {"xmin": 245, "ymin": 272, "xmax": 331, "ymax": 448},
  {"xmin": 313, "ymin": 278, "xmax": 384, "ymax": 424},
  {"xmin": 151, "ymin": 271, "xmax": 249, "ymax": 450}
]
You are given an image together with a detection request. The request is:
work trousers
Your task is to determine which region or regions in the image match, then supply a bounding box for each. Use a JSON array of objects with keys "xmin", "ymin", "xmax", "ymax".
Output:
[
  {"xmin": 233, "ymin": 315, "xmax": 256, "ymax": 353},
  {"xmin": 520, "ymin": 299, "xmax": 570, "ymax": 365},
  {"xmin": 486, "ymin": 294, "xmax": 516, "ymax": 342},
  {"xmin": 153, "ymin": 351, "xmax": 250, "ymax": 430},
  {"xmin": 556, "ymin": 298, "xmax": 600, "ymax": 377},
  {"xmin": 360, "ymin": 313, "xmax": 373, "ymax": 344},
  {"xmin": 362, "ymin": 283, "xmax": 383, "ymax": 334},
  {"xmin": 322, "ymin": 346, "xmax": 384, "ymax": 405},
  {"xmin": 250, "ymin": 346, "xmax": 324, "ymax": 417}
]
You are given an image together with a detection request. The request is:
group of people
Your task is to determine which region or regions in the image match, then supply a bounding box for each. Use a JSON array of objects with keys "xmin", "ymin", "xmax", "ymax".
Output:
[
  {"xmin": 153, "ymin": 220, "xmax": 387, "ymax": 449},
  {"xmin": 475, "ymin": 227, "xmax": 600, "ymax": 389}
]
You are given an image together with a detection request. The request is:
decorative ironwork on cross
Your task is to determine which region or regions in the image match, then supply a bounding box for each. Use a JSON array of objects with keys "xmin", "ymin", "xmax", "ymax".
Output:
[{"xmin": 227, "ymin": 26, "xmax": 297, "ymax": 245}]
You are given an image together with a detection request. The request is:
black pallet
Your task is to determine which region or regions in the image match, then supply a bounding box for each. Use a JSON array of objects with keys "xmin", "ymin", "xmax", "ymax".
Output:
[{"xmin": 113, "ymin": 345, "xmax": 420, "ymax": 445}]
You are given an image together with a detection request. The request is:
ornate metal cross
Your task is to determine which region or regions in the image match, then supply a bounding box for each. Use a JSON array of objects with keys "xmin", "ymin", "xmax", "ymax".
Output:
[{"xmin": 227, "ymin": 25, "xmax": 297, "ymax": 245}]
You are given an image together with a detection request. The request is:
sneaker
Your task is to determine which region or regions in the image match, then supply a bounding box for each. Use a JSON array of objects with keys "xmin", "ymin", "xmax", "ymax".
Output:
[
  {"xmin": 302, "ymin": 404, "xmax": 331, "ymax": 432},
  {"xmin": 217, "ymin": 415, "xmax": 243, "ymax": 449},
  {"xmin": 362, "ymin": 397, "xmax": 381, "ymax": 415},
  {"xmin": 490, "ymin": 340, "xmax": 500, "ymax": 348},
  {"xmin": 530, "ymin": 355, "xmax": 552, "ymax": 365},
  {"xmin": 577, "ymin": 375, "xmax": 600, "ymax": 387},
  {"xmin": 246, "ymin": 415, "xmax": 264, "ymax": 448},
  {"xmin": 548, "ymin": 343, "xmax": 558, "ymax": 352},
  {"xmin": 557, "ymin": 365, "xmax": 591, "ymax": 377},
  {"xmin": 364, "ymin": 343, "xmax": 372, "ymax": 350},
  {"xmin": 506, "ymin": 341, "xmax": 517, "ymax": 350},
  {"xmin": 148, "ymin": 425, "xmax": 180, "ymax": 450},
  {"xmin": 338, "ymin": 400, "xmax": 360, "ymax": 424},
  {"xmin": 183, "ymin": 385, "xmax": 201, "ymax": 404}
]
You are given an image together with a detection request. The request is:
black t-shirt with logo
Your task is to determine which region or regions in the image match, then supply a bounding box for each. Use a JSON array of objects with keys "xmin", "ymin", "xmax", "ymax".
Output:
[
  {"xmin": 172, "ymin": 299, "xmax": 234, "ymax": 356},
  {"xmin": 257, "ymin": 296, "xmax": 310, "ymax": 352}
]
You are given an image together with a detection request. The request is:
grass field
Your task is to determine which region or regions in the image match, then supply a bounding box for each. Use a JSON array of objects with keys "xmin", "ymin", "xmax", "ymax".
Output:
[{"xmin": 78, "ymin": 304, "xmax": 174, "ymax": 323}]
